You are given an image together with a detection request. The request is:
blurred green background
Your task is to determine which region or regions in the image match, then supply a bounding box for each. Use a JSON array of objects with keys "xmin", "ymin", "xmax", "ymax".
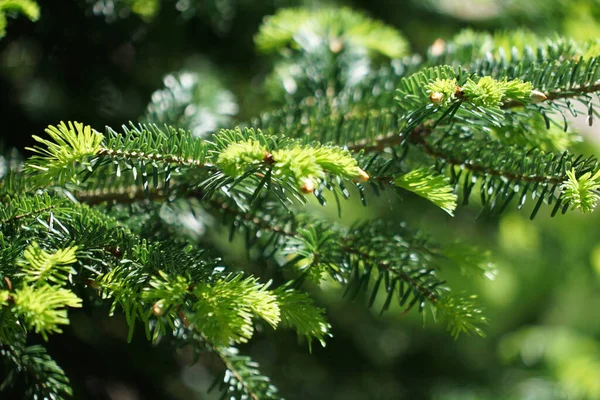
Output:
[{"xmin": 2, "ymin": 0, "xmax": 600, "ymax": 399}]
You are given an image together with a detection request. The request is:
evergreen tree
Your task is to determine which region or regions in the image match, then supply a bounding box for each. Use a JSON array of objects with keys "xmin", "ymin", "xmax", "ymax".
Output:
[{"xmin": 2, "ymin": 1, "xmax": 600, "ymax": 399}]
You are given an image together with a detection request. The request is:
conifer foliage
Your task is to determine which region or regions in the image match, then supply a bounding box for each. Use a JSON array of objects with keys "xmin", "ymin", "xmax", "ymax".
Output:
[{"xmin": 2, "ymin": 3, "xmax": 600, "ymax": 399}]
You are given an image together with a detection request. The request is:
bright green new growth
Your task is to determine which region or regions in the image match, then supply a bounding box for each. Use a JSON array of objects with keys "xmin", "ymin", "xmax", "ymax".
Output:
[
  {"xmin": 425, "ymin": 75, "xmax": 533, "ymax": 108},
  {"xmin": 501, "ymin": 78, "xmax": 534, "ymax": 101},
  {"xmin": 0, "ymin": 0, "xmax": 39, "ymax": 38},
  {"xmin": 425, "ymin": 78, "xmax": 458, "ymax": 106},
  {"xmin": 255, "ymin": 7, "xmax": 409, "ymax": 58},
  {"xmin": 216, "ymin": 131, "xmax": 363, "ymax": 189},
  {"xmin": 275, "ymin": 287, "xmax": 331, "ymax": 351},
  {"xmin": 26, "ymin": 121, "xmax": 104, "ymax": 184},
  {"xmin": 143, "ymin": 270, "xmax": 190, "ymax": 316},
  {"xmin": 5, "ymin": 4, "xmax": 600, "ymax": 399},
  {"xmin": 462, "ymin": 76, "xmax": 533, "ymax": 107},
  {"xmin": 436, "ymin": 293, "xmax": 487, "ymax": 339},
  {"xmin": 394, "ymin": 168, "xmax": 458, "ymax": 216},
  {"xmin": 271, "ymin": 146, "xmax": 361, "ymax": 186},
  {"xmin": 561, "ymin": 168, "xmax": 600, "ymax": 213},
  {"xmin": 462, "ymin": 77, "xmax": 506, "ymax": 107},
  {"xmin": 216, "ymin": 139, "xmax": 268, "ymax": 177},
  {"xmin": 192, "ymin": 274, "xmax": 280, "ymax": 346},
  {"xmin": 271, "ymin": 147, "xmax": 325, "ymax": 186},
  {"xmin": 4, "ymin": 243, "xmax": 82, "ymax": 341},
  {"xmin": 134, "ymin": 268, "xmax": 331, "ymax": 349},
  {"xmin": 254, "ymin": 8, "xmax": 313, "ymax": 53},
  {"xmin": 17, "ymin": 242, "xmax": 78, "ymax": 286},
  {"xmin": 12, "ymin": 285, "xmax": 81, "ymax": 341}
]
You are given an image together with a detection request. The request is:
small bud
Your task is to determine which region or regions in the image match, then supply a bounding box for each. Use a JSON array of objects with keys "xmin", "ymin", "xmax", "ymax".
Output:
[
  {"xmin": 4, "ymin": 277, "xmax": 12, "ymax": 291},
  {"xmin": 300, "ymin": 177, "xmax": 315, "ymax": 194},
  {"xmin": 530, "ymin": 90, "xmax": 547, "ymax": 103},
  {"xmin": 152, "ymin": 300, "xmax": 165, "ymax": 316},
  {"xmin": 455, "ymin": 86, "xmax": 464, "ymax": 99},
  {"xmin": 263, "ymin": 152, "xmax": 275, "ymax": 164},
  {"xmin": 430, "ymin": 38, "xmax": 446, "ymax": 57},
  {"xmin": 354, "ymin": 168, "xmax": 370, "ymax": 183},
  {"xmin": 107, "ymin": 246, "xmax": 122, "ymax": 257},
  {"xmin": 429, "ymin": 92, "xmax": 444, "ymax": 105},
  {"xmin": 329, "ymin": 38, "xmax": 344, "ymax": 53}
]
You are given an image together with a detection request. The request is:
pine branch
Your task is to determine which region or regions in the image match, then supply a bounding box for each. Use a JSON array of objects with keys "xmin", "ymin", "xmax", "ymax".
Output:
[
  {"xmin": 72, "ymin": 185, "xmax": 166, "ymax": 206},
  {"xmin": 16, "ymin": 242, "xmax": 78, "ymax": 286},
  {"xmin": 203, "ymin": 194, "xmax": 491, "ymax": 337},
  {"xmin": 412, "ymin": 131, "xmax": 565, "ymax": 185},
  {"xmin": 394, "ymin": 167, "xmax": 457, "ymax": 215},
  {"xmin": 252, "ymin": 61, "xmax": 598, "ymax": 217},
  {"xmin": 0, "ymin": 340, "xmax": 72, "ymax": 399},
  {"xmin": 411, "ymin": 129, "xmax": 599, "ymax": 217},
  {"xmin": 253, "ymin": 63, "xmax": 595, "ymax": 156},
  {"xmin": 502, "ymin": 79, "xmax": 600, "ymax": 109},
  {"xmin": 212, "ymin": 346, "xmax": 282, "ymax": 400},
  {"xmin": 428, "ymin": 29, "xmax": 600, "ymax": 67},
  {"xmin": 255, "ymin": 7, "xmax": 409, "ymax": 59},
  {"xmin": 25, "ymin": 123, "xmax": 380, "ymax": 210},
  {"xmin": 561, "ymin": 168, "xmax": 600, "ymax": 212},
  {"xmin": 0, "ymin": 193, "xmax": 65, "ymax": 225},
  {"xmin": 11, "ymin": 284, "xmax": 81, "ymax": 341},
  {"xmin": 274, "ymin": 286, "xmax": 331, "ymax": 350},
  {"xmin": 253, "ymin": 60, "xmax": 593, "ymax": 155},
  {"xmin": 6, "ymin": 10, "xmax": 600, "ymax": 399}
]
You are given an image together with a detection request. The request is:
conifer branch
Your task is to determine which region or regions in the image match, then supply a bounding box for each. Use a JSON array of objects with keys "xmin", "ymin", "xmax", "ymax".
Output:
[
  {"xmin": 203, "ymin": 194, "xmax": 490, "ymax": 336},
  {"xmin": 5, "ymin": 7, "xmax": 600, "ymax": 398},
  {"xmin": 410, "ymin": 132, "xmax": 565, "ymax": 185},
  {"xmin": 212, "ymin": 346, "xmax": 281, "ymax": 400},
  {"xmin": 0, "ymin": 193, "xmax": 65, "ymax": 225},
  {"xmin": 502, "ymin": 79, "xmax": 600, "ymax": 109},
  {"xmin": 73, "ymin": 186, "xmax": 166, "ymax": 206},
  {"xmin": 0, "ymin": 340, "xmax": 72, "ymax": 399},
  {"xmin": 255, "ymin": 7, "xmax": 409, "ymax": 59}
]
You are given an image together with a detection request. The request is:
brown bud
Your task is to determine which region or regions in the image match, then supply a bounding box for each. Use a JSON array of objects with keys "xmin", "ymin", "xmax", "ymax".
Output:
[
  {"xmin": 4, "ymin": 277, "xmax": 12, "ymax": 291},
  {"xmin": 300, "ymin": 177, "xmax": 315, "ymax": 194},
  {"xmin": 530, "ymin": 90, "xmax": 547, "ymax": 103},
  {"xmin": 455, "ymin": 86, "xmax": 464, "ymax": 99},
  {"xmin": 263, "ymin": 152, "xmax": 275, "ymax": 165},
  {"xmin": 106, "ymin": 246, "xmax": 122, "ymax": 257},
  {"xmin": 152, "ymin": 301, "xmax": 164, "ymax": 316},
  {"xmin": 429, "ymin": 92, "xmax": 444, "ymax": 105},
  {"xmin": 354, "ymin": 168, "xmax": 370, "ymax": 183}
]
